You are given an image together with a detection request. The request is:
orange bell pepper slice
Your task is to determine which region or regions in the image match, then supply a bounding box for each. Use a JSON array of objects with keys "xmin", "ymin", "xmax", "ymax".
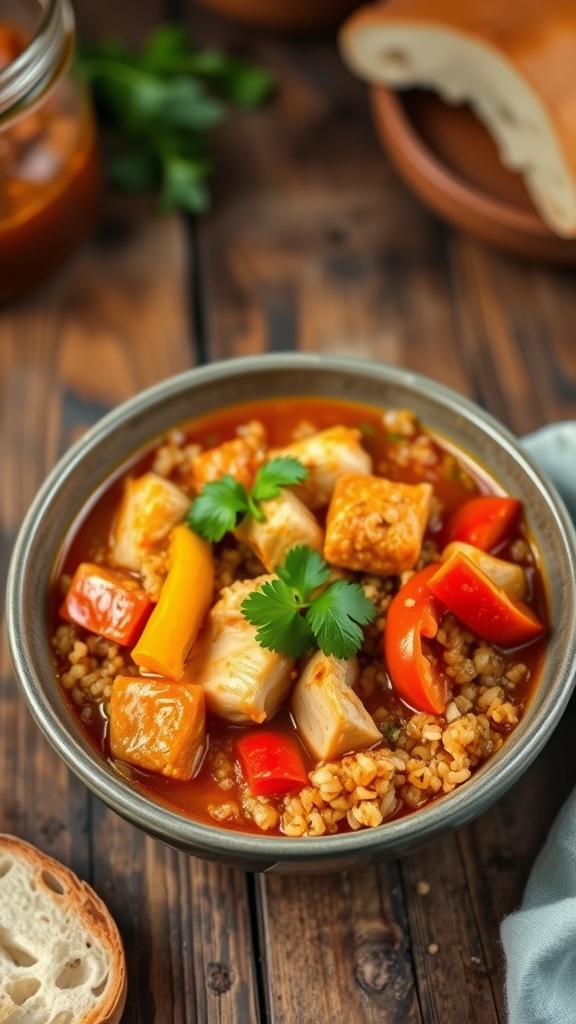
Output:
[
  {"xmin": 132, "ymin": 524, "xmax": 214, "ymax": 679},
  {"xmin": 427, "ymin": 551, "xmax": 545, "ymax": 648},
  {"xmin": 59, "ymin": 562, "xmax": 153, "ymax": 646},
  {"xmin": 236, "ymin": 731, "xmax": 309, "ymax": 797},
  {"xmin": 443, "ymin": 496, "xmax": 521, "ymax": 551},
  {"xmin": 383, "ymin": 564, "xmax": 449, "ymax": 715}
]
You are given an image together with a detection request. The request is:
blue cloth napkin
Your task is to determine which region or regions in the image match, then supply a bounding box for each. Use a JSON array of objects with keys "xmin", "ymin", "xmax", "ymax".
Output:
[{"xmin": 501, "ymin": 421, "xmax": 576, "ymax": 1024}]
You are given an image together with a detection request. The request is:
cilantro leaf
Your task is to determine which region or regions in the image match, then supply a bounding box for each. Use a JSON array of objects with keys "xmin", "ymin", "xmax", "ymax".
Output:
[
  {"xmin": 276, "ymin": 545, "xmax": 329, "ymax": 601},
  {"xmin": 187, "ymin": 456, "xmax": 308, "ymax": 542},
  {"xmin": 239, "ymin": 546, "xmax": 377, "ymax": 660},
  {"xmin": 187, "ymin": 475, "xmax": 248, "ymax": 541},
  {"xmin": 76, "ymin": 24, "xmax": 273, "ymax": 215},
  {"xmin": 241, "ymin": 579, "xmax": 315, "ymax": 658},
  {"xmin": 307, "ymin": 581, "xmax": 376, "ymax": 660},
  {"xmin": 250, "ymin": 457, "xmax": 308, "ymax": 503}
]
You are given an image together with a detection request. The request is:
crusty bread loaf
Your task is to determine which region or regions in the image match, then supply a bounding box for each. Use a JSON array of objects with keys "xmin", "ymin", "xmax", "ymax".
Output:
[
  {"xmin": 0, "ymin": 834, "xmax": 127, "ymax": 1024},
  {"xmin": 340, "ymin": 0, "xmax": 576, "ymax": 236}
]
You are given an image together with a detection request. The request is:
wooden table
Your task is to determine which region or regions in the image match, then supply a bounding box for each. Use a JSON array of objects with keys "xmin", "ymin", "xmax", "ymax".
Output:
[{"xmin": 2, "ymin": 3, "xmax": 576, "ymax": 1021}]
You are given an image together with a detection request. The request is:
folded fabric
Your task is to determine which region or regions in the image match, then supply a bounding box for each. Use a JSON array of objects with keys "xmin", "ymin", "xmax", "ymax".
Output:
[{"xmin": 501, "ymin": 421, "xmax": 576, "ymax": 1024}]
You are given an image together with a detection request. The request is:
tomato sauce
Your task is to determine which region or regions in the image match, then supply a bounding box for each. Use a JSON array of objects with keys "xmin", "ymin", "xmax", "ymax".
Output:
[
  {"xmin": 50, "ymin": 397, "xmax": 549, "ymax": 836},
  {"xmin": 0, "ymin": 22, "xmax": 100, "ymax": 302}
]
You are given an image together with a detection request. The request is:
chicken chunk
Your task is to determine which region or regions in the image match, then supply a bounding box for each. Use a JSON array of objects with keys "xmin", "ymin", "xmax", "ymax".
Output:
[
  {"xmin": 324, "ymin": 474, "xmax": 432, "ymax": 576},
  {"xmin": 291, "ymin": 652, "xmax": 381, "ymax": 761},
  {"xmin": 109, "ymin": 472, "xmax": 190, "ymax": 573},
  {"xmin": 189, "ymin": 427, "xmax": 266, "ymax": 492},
  {"xmin": 182, "ymin": 576, "xmax": 295, "ymax": 724},
  {"xmin": 269, "ymin": 426, "xmax": 372, "ymax": 509},
  {"xmin": 234, "ymin": 489, "xmax": 324, "ymax": 572}
]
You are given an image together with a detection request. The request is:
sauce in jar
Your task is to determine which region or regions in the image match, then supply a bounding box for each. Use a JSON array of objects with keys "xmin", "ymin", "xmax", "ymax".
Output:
[{"xmin": 0, "ymin": 3, "xmax": 100, "ymax": 303}]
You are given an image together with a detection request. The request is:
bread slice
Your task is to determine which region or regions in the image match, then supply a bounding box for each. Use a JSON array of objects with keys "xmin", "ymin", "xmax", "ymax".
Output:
[
  {"xmin": 340, "ymin": 0, "xmax": 576, "ymax": 236},
  {"xmin": 0, "ymin": 834, "xmax": 126, "ymax": 1024}
]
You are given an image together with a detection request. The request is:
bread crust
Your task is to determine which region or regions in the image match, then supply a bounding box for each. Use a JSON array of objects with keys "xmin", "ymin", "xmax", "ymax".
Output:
[{"xmin": 0, "ymin": 834, "xmax": 127, "ymax": 1024}]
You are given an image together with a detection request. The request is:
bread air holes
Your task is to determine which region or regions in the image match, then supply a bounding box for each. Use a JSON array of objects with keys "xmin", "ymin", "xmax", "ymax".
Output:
[
  {"xmin": 379, "ymin": 48, "xmax": 411, "ymax": 82},
  {"xmin": 56, "ymin": 956, "xmax": 91, "ymax": 989},
  {"xmin": 0, "ymin": 855, "xmax": 13, "ymax": 878},
  {"xmin": 5, "ymin": 976, "xmax": 41, "ymax": 1005},
  {"xmin": 0, "ymin": 925, "xmax": 38, "ymax": 966},
  {"xmin": 41, "ymin": 868, "xmax": 65, "ymax": 895},
  {"xmin": 49, "ymin": 1013, "xmax": 74, "ymax": 1024}
]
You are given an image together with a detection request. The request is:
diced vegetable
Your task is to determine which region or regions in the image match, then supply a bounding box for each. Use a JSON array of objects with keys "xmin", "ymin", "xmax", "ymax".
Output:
[
  {"xmin": 427, "ymin": 551, "xmax": 545, "ymax": 647},
  {"xmin": 110, "ymin": 471, "xmax": 190, "ymax": 573},
  {"xmin": 443, "ymin": 496, "xmax": 521, "ymax": 551},
  {"xmin": 236, "ymin": 731, "xmax": 309, "ymax": 797},
  {"xmin": 383, "ymin": 564, "xmax": 449, "ymax": 715},
  {"xmin": 59, "ymin": 562, "xmax": 153, "ymax": 645},
  {"xmin": 182, "ymin": 574, "xmax": 295, "ymax": 723},
  {"xmin": 132, "ymin": 524, "xmax": 214, "ymax": 678},
  {"xmin": 109, "ymin": 676, "xmax": 205, "ymax": 780},
  {"xmin": 440, "ymin": 541, "xmax": 527, "ymax": 599},
  {"xmin": 291, "ymin": 651, "xmax": 381, "ymax": 760}
]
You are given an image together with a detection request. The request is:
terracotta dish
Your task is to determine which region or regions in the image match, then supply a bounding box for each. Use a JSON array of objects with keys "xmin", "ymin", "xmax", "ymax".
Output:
[
  {"xmin": 371, "ymin": 86, "xmax": 576, "ymax": 262},
  {"xmin": 195, "ymin": 0, "xmax": 361, "ymax": 32}
]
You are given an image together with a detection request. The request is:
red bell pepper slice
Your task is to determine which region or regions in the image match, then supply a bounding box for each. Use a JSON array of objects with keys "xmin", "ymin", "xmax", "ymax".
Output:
[
  {"xmin": 443, "ymin": 496, "xmax": 521, "ymax": 551},
  {"xmin": 236, "ymin": 731, "xmax": 309, "ymax": 798},
  {"xmin": 427, "ymin": 551, "xmax": 544, "ymax": 648},
  {"xmin": 59, "ymin": 562, "xmax": 154, "ymax": 646},
  {"xmin": 383, "ymin": 564, "xmax": 449, "ymax": 715}
]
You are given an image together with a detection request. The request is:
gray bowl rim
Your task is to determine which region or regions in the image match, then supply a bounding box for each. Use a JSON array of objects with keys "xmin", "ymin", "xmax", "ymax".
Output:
[{"xmin": 6, "ymin": 352, "xmax": 576, "ymax": 866}]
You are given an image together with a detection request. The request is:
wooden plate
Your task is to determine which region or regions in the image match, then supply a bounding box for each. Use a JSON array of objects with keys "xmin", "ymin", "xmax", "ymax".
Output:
[{"xmin": 371, "ymin": 86, "xmax": 576, "ymax": 262}]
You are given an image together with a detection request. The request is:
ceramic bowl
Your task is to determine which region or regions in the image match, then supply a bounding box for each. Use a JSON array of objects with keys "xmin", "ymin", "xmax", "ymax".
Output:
[
  {"xmin": 6, "ymin": 354, "xmax": 576, "ymax": 873},
  {"xmin": 371, "ymin": 86, "xmax": 576, "ymax": 263}
]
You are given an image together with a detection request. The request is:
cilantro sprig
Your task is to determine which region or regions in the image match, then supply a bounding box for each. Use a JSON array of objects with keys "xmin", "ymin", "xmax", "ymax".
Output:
[
  {"xmin": 187, "ymin": 457, "xmax": 307, "ymax": 542},
  {"xmin": 241, "ymin": 546, "xmax": 377, "ymax": 660},
  {"xmin": 77, "ymin": 25, "xmax": 273, "ymax": 213}
]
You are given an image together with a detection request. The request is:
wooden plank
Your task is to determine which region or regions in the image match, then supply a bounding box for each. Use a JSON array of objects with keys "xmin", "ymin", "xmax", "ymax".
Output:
[{"xmin": 257, "ymin": 864, "xmax": 422, "ymax": 1024}]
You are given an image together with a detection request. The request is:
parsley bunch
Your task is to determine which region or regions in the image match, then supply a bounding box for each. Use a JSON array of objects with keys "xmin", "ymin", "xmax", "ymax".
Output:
[
  {"xmin": 241, "ymin": 546, "xmax": 377, "ymax": 660},
  {"xmin": 77, "ymin": 25, "xmax": 273, "ymax": 213},
  {"xmin": 187, "ymin": 457, "xmax": 308, "ymax": 541}
]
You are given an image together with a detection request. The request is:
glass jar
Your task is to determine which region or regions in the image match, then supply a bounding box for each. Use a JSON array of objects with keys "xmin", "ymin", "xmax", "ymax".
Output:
[{"xmin": 0, "ymin": 0, "xmax": 100, "ymax": 303}]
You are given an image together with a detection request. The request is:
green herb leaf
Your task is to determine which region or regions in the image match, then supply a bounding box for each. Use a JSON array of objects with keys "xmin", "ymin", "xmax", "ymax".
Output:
[
  {"xmin": 187, "ymin": 457, "xmax": 308, "ymax": 541},
  {"xmin": 240, "ymin": 546, "xmax": 376, "ymax": 660},
  {"xmin": 276, "ymin": 545, "xmax": 330, "ymax": 601},
  {"xmin": 76, "ymin": 24, "xmax": 273, "ymax": 214},
  {"xmin": 307, "ymin": 580, "xmax": 377, "ymax": 660},
  {"xmin": 251, "ymin": 457, "xmax": 308, "ymax": 503},
  {"xmin": 241, "ymin": 579, "xmax": 316, "ymax": 658},
  {"xmin": 187, "ymin": 475, "xmax": 248, "ymax": 542}
]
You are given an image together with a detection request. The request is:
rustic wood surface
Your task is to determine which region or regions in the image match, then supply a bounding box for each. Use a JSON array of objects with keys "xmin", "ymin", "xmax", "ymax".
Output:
[{"xmin": 1, "ymin": 1, "xmax": 576, "ymax": 1021}]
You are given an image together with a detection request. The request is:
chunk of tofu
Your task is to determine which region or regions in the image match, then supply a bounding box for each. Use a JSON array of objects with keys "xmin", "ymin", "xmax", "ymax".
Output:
[
  {"xmin": 324, "ymin": 474, "xmax": 432, "ymax": 576},
  {"xmin": 269, "ymin": 426, "xmax": 372, "ymax": 509},
  {"xmin": 109, "ymin": 676, "xmax": 205, "ymax": 780},
  {"xmin": 109, "ymin": 472, "xmax": 190, "ymax": 573},
  {"xmin": 182, "ymin": 576, "xmax": 295, "ymax": 724},
  {"xmin": 441, "ymin": 541, "xmax": 527, "ymax": 600},
  {"xmin": 291, "ymin": 651, "xmax": 381, "ymax": 761},
  {"xmin": 190, "ymin": 429, "xmax": 266, "ymax": 492},
  {"xmin": 234, "ymin": 490, "xmax": 324, "ymax": 572}
]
